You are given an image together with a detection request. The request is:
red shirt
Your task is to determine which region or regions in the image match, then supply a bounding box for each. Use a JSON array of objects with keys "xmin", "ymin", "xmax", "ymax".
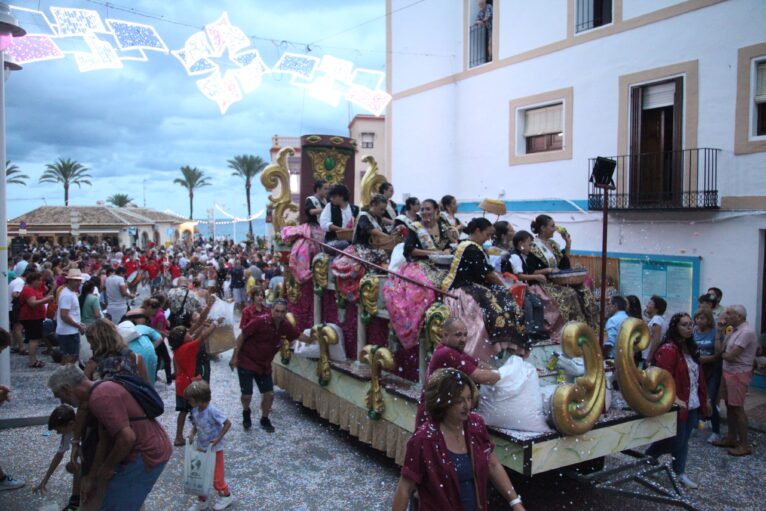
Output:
[
  {"xmin": 416, "ymin": 344, "xmax": 480, "ymax": 426},
  {"xmin": 19, "ymin": 285, "xmax": 46, "ymax": 321},
  {"xmin": 174, "ymin": 340, "xmax": 200, "ymax": 397},
  {"xmin": 143, "ymin": 261, "xmax": 159, "ymax": 280},
  {"xmin": 89, "ymin": 381, "xmax": 172, "ymax": 469},
  {"xmin": 125, "ymin": 260, "xmax": 137, "ymax": 276},
  {"xmin": 239, "ymin": 304, "xmax": 268, "ymax": 330},
  {"xmin": 239, "ymin": 315, "xmax": 299, "ymax": 375},
  {"xmin": 168, "ymin": 264, "xmax": 181, "ymax": 279},
  {"xmin": 402, "ymin": 413, "xmax": 494, "ymax": 511},
  {"xmin": 653, "ymin": 342, "xmax": 708, "ymax": 422}
]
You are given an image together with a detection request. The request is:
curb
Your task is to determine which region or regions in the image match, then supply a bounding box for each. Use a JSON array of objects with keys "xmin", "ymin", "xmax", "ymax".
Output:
[{"xmin": 0, "ymin": 416, "xmax": 48, "ymax": 430}]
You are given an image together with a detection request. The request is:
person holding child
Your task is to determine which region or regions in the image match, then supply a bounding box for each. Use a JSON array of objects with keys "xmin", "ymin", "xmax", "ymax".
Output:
[{"xmin": 185, "ymin": 380, "xmax": 234, "ymax": 510}]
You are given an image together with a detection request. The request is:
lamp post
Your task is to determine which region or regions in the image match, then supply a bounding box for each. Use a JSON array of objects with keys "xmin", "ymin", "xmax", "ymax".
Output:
[{"xmin": 0, "ymin": 2, "xmax": 25, "ymax": 388}]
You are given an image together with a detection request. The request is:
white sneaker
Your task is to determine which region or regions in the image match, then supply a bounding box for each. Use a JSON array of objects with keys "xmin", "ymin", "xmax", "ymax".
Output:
[
  {"xmin": 214, "ymin": 495, "xmax": 234, "ymax": 510},
  {"xmin": 188, "ymin": 500, "xmax": 210, "ymax": 511},
  {"xmin": 678, "ymin": 474, "xmax": 698, "ymax": 489},
  {"xmin": 0, "ymin": 474, "xmax": 25, "ymax": 491},
  {"xmin": 706, "ymin": 433, "xmax": 721, "ymax": 444}
]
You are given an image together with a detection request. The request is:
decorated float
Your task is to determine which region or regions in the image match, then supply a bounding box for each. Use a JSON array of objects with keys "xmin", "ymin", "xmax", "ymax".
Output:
[{"xmin": 261, "ymin": 137, "xmax": 695, "ymax": 509}]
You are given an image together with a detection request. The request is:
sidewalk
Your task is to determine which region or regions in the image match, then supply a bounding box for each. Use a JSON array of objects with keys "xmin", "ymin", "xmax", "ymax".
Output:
[{"xmin": 742, "ymin": 384, "xmax": 766, "ymax": 433}]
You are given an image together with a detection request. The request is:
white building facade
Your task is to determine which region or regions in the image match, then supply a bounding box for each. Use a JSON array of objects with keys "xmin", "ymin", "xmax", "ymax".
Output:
[{"xmin": 388, "ymin": 0, "xmax": 766, "ymax": 329}]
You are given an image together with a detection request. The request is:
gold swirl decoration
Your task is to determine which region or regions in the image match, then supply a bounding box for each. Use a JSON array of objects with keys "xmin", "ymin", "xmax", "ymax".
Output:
[
  {"xmin": 311, "ymin": 323, "xmax": 339, "ymax": 386},
  {"xmin": 424, "ymin": 302, "xmax": 450, "ymax": 351},
  {"xmin": 261, "ymin": 147, "xmax": 299, "ymax": 235},
  {"xmin": 312, "ymin": 253, "xmax": 330, "ymax": 295},
  {"xmin": 615, "ymin": 318, "xmax": 676, "ymax": 416},
  {"xmin": 279, "ymin": 313, "xmax": 297, "ymax": 364},
  {"xmin": 359, "ymin": 275, "xmax": 380, "ymax": 324},
  {"xmin": 285, "ymin": 272, "xmax": 301, "ymax": 304},
  {"xmin": 360, "ymin": 345, "xmax": 395, "ymax": 420},
  {"xmin": 551, "ymin": 322, "xmax": 606, "ymax": 436},
  {"xmin": 359, "ymin": 155, "xmax": 387, "ymax": 209}
]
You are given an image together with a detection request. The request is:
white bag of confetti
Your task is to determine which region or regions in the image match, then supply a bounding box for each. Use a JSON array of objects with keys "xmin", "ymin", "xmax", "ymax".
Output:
[{"xmin": 184, "ymin": 441, "xmax": 215, "ymax": 496}]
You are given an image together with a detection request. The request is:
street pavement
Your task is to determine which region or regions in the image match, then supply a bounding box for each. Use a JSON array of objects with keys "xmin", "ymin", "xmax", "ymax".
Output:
[{"xmin": 0, "ymin": 345, "xmax": 764, "ymax": 510}]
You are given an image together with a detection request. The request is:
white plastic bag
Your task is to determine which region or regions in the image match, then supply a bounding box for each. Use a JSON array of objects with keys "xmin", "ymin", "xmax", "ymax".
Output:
[
  {"xmin": 388, "ymin": 243, "xmax": 406, "ymax": 272},
  {"xmin": 555, "ymin": 354, "xmax": 585, "ymax": 377},
  {"xmin": 184, "ymin": 441, "xmax": 215, "ymax": 496},
  {"xmin": 293, "ymin": 325, "xmax": 347, "ymax": 361},
  {"xmin": 478, "ymin": 355, "xmax": 552, "ymax": 432},
  {"xmin": 79, "ymin": 334, "xmax": 92, "ymax": 363},
  {"xmin": 207, "ymin": 298, "xmax": 234, "ymax": 326}
]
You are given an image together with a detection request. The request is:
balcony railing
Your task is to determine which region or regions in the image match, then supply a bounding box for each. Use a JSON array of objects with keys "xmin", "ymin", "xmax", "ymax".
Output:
[
  {"xmin": 587, "ymin": 148, "xmax": 720, "ymax": 211},
  {"xmin": 469, "ymin": 24, "xmax": 490, "ymax": 68}
]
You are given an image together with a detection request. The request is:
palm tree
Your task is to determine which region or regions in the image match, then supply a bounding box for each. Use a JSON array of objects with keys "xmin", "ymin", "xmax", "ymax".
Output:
[
  {"xmin": 106, "ymin": 193, "xmax": 134, "ymax": 207},
  {"xmin": 39, "ymin": 158, "xmax": 92, "ymax": 206},
  {"xmin": 228, "ymin": 154, "xmax": 267, "ymax": 238},
  {"xmin": 174, "ymin": 165, "xmax": 211, "ymax": 219},
  {"xmin": 6, "ymin": 160, "xmax": 29, "ymax": 185}
]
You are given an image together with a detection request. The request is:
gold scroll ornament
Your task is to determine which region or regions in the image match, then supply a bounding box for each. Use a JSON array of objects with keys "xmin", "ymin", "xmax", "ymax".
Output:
[
  {"xmin": 312, "ymin": 253, "xmax": 330, "ymax": 295},
  {"xmin": 306, "ymin": 148, "xmax": 350, "ymax": 185},
  {"xmin": 359, "ymin": 155, "xmax": 386, "ymax": 209},
  {"xmin": 285, "ymin": 273, "xmax": 301, "ymax": 304},
  {"xmin": 424, "ymin": 302, "xmax": 451, "ymax": 352},
  {"xmin": 615, "ymin": 318, "xmax": 676, "ymax": 416},
  {"xmin": 280, "ymin": 313, "xmax": 297, "ymax": 364},
  {"xmin": 359, "ymin": 274, "xmax": 380, "ymax": 325},
  {"xmin": 261, "ymin": 147, "xmax": 299, "ymax": 236},
  {"xmin": 311, "ymin": 323, "xmax": 339, "ymax": 386},
  {"xmin": 551, "ymin": 322, "xmax": 606, "ymax": 436},
  {"xmin": 360, "ymin": 345, "xmax": 395, "ymax": 420}
]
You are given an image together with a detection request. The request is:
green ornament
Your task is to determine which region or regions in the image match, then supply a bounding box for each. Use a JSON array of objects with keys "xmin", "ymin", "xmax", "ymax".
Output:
[{"xmin": 323, "ymin": 157, "xmax": 335, "ymax": 171}]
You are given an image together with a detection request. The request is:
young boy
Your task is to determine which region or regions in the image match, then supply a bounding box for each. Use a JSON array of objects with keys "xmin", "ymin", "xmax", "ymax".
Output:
[
  {"xmin": 185, "ymin": 381, "xmax": 233, "ymax": 511},
  {"xmin": 34, "ymin": 404, "xmax": 80, "ymax": 510}
]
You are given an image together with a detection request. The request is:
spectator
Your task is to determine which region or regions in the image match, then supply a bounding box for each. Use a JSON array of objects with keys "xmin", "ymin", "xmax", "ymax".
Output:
[
  {"xmin": 34, "ymin": 405, "xmax": 80, "ymax": 511},
  {"xmin": 145, "ymin": 296, "xmax": 173, "ymax": 384},
  {"xmin": 713, "ymin": 305, "xmax": 758, "ymax": 456},
  {"xmin": 625, "ymin": 295, "xmax": 642, "ymax": 320},
  {"xmin": 119, "ymin": 313, "xmax": 159, "ymax": 385},
  {"xmin": 646, "ymin": 313, "xmax": 709, "ymax": 488},
  {"xmin": 47, "ymin": 364, "xmax": 172, "ymax": 510},
  {"xmin": 185, "ymin": 381, "xmax": 234, "ymax": 510},
  {"xmin": 392, "ymin": 368, "xmax": 525, "ymax": 511},
  {"xmin": 56, "ymin": 269, "xmax": 86, "ymax": 364},
  {"xmin": 707, "ymin": 287, "xmax": 724, "ymax": 320},
  {"xmin": 604, "ymin": 296, "xmax": 629, "ymax": 359},
  {"xmin": 18, "ymin": 271, "xmax": 54, "ymax": 368},
  {"xmin": 105, "ymin": 267, "xmax": 132, "ymax": 324},
  {"xmin": 694, "ymin": 308, "xmax": 721, "ymax": 443},
  {"xmin": 230, "ymin": 299, "xmax": 309, "ymax": 432},
  {"xmin": 643, "ymin": 295, "xmax": 668, "ymax": 364},
  {"xmin": 8, "ymin": 269, "xmax": 25, "ymax": 353},
  {"xmin": 79, "ymin": 279, "xmax": 102, "ymax": 327},
  {"xmin": 83, "ymin": 319, "xmax": 149, "ymax": 383},
  {"xmin": 229, "ymin": 259, "xmax": 246, "ymax": 311}
]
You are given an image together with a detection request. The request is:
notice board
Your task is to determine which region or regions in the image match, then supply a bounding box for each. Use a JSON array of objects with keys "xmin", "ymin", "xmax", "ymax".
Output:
[{"xmin": 571, "ymin": 250, "xmax": 700, "ymax": 319}]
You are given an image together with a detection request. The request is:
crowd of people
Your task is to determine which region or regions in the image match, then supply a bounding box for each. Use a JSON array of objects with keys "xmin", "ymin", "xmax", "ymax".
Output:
[{"xmin": 2, "ymin": 236, "xmax": 294, "ymax": 510}]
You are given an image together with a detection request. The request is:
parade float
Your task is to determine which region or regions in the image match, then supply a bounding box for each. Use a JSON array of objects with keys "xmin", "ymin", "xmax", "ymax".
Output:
[{"xmin": 262, "ymin": 138, "xmax": 694, "ymax": 509}]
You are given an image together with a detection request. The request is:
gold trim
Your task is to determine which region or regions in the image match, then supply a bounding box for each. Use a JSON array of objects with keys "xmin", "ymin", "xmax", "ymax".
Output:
[
  {"xmin": 360, "ymin": 345, "xmax": 395, "ymax": 420},
  {"xmin": 508, "ymin": 87, "xmax": 574, "ymax": 166},
  {"xmin": 392, "ymin": 0, "xmax": 723, "ymax": 101},
  {"xmin": 441, "ymin": 240, "xmax": 481, "ymax": 291},
  {"xmin": 359, "ymin": 155, "xmax": 387, "ymax": 209},
  {"xmin": 312, "ymin": 323, "xmax": 340, "ymax": 386},
  {"xmin": 551, "ymin": 322, "xmax": 606, "ymax": 436},
  {"xmin": 360, "ymin": 274, "xmax": 380, "ymax": 324},
  {"xmin": 312, "ymin": 253, "xmax": 330, "ymax": 293},
  {"xmin": 261, "ymin": 147, "xmax": 299, "ymax": 236},
  {"xmin": 615, "ymin": 318, "xmax": 676, "ymax": 417},
  {"xmin": 424, "ymin": 302, "xmax": 451, "ymax": 351},
  {"xmin": 734, "ymin": 42, "xmax": 766, "ymax": 155}
]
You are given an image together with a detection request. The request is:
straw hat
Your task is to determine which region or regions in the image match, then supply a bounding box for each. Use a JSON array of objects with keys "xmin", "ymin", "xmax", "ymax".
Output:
[
  {"xmin": 65, "ymin": 268, "xmax": 85, "ymax": 280},
  {"xmin": 479, "ymin": 199, "xmax": 507, "ymax": 217}
]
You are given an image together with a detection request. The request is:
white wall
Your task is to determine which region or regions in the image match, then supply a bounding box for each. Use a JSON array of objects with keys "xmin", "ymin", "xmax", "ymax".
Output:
[
  {"xmin": 390, "ymin": 0, "xmax": 462, "ymax": 93},
  {"xmin": 499, "ymin": 0, "xmax": 567, "ymax": 58},
  {"xmin": 622, "ymin": 0, "xmax": 687, "ymax": 20}
]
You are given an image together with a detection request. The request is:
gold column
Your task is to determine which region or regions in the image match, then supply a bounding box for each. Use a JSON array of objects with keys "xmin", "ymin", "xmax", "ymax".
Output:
[
  {"xmin": 360, "ymin": 344, "xmax": 395, "ymax": 420},
  {"xmin": 312, "ymin": 323, "xmax": 339, "ymax": 386}
]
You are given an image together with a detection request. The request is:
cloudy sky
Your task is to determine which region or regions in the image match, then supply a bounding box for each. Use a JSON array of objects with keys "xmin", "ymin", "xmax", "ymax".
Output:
[{"xmin": 5, "ymin": 0, "xmax": 385, "ymax": 220}]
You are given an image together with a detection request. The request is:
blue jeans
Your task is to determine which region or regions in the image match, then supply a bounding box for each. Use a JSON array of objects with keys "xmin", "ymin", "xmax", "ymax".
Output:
[
  {"xmin": 703, "ymin": 361, "xmax": 722, "ymax": 434},
  {"xmin": 99, "ymin": 454, "xmax": 167, "ymax": 511},
  {"xmin": 646, "ymin": 408, "xmax": 699, "ymax": 475}
]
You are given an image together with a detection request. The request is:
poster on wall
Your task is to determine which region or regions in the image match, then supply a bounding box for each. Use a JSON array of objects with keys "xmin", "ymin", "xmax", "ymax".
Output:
[{"xmin": 619, "ymin": 258, "xmax": 695, "ymax": 319}]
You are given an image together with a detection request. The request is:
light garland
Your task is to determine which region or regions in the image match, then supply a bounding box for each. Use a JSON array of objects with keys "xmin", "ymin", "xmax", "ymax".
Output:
[{"xmin": 9, "ymin": 5, "xmax": 392, "ymax": 117}]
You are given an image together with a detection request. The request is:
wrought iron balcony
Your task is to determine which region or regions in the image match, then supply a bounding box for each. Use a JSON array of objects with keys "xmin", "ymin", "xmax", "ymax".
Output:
[
  {"xmin": 469, "ymin": 24, "xmax": 490, "ymax": 68},
  {"xmin": 587, "ymin": 148, "xmax": 720, "ymax": 211}
]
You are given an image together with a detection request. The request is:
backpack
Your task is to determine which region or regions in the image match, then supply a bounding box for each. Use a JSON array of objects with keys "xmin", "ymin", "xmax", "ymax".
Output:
[
  {"xmin": 168, "ymin": 289, "xmax": 191, "ymax": 328},
  {"xmin": 93, "ymin": 374, "xmax": 164, "ymax": 420}
]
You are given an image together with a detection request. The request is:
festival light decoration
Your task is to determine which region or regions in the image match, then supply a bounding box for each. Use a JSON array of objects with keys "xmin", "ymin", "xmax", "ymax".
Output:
[{"xmin": 8, "ymin": 5, "xmax": 392, "ymax": 116}]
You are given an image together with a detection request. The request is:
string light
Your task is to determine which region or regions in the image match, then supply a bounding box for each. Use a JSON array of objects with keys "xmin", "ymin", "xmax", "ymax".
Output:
[
  {"xmin": 73, "ymin": 35, "xmax": 123, "ymax": 72},
  {"xmin": 6, "ymin": 34, "xmax": 64, "ymax": 64},
  {"xmin": 196, "ymin": 70, "xmax": 243, "ymax": 115},
  {"xmin": 105, "ymin": 19, "xmax": 168, "ymax": 54},
  {"xmin": 272, "ymin": 52, "xmax": 320, "ymax": 81},
  {"xmin": 50, "ymin": 7, "xmax": 108, "ymax": 36},
  {"xmin": 345, "ymin": 85, "xmax": 391, "ymax": 117}
]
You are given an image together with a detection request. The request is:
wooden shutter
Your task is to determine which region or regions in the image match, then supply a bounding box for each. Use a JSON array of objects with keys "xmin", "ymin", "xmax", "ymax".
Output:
[
  {"xmin": 756, "ymin": 61, "xmax": 766, "ymax": 104},
  {"xmin": 524, "ymin": 104, "xmax": 563, "ymax": 137}
]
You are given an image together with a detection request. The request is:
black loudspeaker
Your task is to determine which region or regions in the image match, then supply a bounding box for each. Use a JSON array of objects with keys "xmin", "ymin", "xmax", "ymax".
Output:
[{"xmin": 590, "ymin": 157, "xmax": 617, "ymax": 188}]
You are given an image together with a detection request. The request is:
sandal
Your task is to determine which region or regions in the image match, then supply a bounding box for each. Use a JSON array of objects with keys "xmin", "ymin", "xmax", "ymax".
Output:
[
  {"xmin": 174, "ymin": 440, "xmax": 186, "ymax": 447},
  {"xmin": 28, "ymin": 360, "xmax": 45, "ymax": 368}
]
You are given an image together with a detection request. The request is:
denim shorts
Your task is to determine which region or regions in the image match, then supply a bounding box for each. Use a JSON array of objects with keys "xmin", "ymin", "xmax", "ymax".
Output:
[
  {"xmin": 57, "ymin": 333, "xmax": 81, "ymax": 356},
  {"xmin": 237, "ymin": 367, "xmax": 273, "ymax": 395},
  {"xmin": 100, "ymin": 454, "xmax": 167, "ymax": 511}
]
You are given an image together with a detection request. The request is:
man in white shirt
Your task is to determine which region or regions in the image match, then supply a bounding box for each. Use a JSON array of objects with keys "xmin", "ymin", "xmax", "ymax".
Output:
[
  {"xmin": 319, "ymin": 184, "xmax": 358, "ymax": 248},
  {"xmin": 8, "ymin": 271, "xmax": 26, "ymax": 352},
  {"xmin": 56, "ymin": 269, "xmax": 86, "ymax": 363},
  {"xmin": 105, "ymin": 267, "xmax": 132, "ymax": 323}
]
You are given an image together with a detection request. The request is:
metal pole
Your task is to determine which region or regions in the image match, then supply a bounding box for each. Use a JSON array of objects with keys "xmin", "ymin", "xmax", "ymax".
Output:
[
  {"xmin": 0, "ymin": 49, "xmax": 10, "ymax": 387},
  {"xmin": 598, "ymin": 186, "xmax": 609, "ymax": 349}
]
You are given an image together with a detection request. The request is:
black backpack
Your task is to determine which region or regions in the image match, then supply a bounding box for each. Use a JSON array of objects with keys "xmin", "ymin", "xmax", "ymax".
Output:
[
  {"xmin": 168, "ymin": 289, "xmax": 192, "ymax": 328},
  {"xmin": 93, "ymin": 374, "xmax": 164, "ymax": 420}
]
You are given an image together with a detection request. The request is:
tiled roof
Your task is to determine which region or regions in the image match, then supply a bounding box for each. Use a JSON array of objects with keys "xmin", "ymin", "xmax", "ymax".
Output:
[{"xmin": 8, "ymin": 206, "xmax": 184, "ymax": 226}]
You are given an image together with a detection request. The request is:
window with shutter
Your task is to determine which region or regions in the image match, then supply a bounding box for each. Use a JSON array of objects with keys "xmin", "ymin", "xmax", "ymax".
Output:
[
  {"xmin": 361, "ymin": 132, "xmax": 375, "ymax": 148},
  {"xmin": 523, "ymin": 103, "xmax": 564, "ymax": 153}
]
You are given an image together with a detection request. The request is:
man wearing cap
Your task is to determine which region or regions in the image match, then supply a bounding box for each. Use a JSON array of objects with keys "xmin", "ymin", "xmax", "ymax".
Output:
[
  {"xmin": 56, "ymin": 269, "xmax": 86, "ymax": 364},
  {"xmin": 122, "ymin": 309, "xmax": 160, "ymax": 384}
]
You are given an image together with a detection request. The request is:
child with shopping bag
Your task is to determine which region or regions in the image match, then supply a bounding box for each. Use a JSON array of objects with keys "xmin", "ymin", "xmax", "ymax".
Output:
[{"xmin": 185, "ymin": 381, "xmax": 233, "ymax": 510}]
